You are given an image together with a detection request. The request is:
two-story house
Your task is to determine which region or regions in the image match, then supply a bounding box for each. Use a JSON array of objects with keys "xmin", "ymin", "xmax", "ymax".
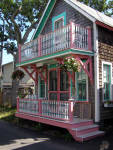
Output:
[{"xmin": 15, "ymin": 0, "xmax": 113, "ymax": 142}]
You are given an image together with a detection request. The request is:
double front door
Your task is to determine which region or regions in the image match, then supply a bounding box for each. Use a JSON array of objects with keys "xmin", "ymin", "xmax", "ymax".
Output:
[{"xmin": 48, "ymin": 69, "xmax": 69, "ymax": 101}]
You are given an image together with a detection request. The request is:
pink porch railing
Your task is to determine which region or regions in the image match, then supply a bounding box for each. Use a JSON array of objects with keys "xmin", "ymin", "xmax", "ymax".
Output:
[
  {"xmin": 19, "ymin": 22, "xmax": 92, "ymax": 63},
  {"xmin": 17, "ymin": 97, "xmax": 74, "ymax": 121}
]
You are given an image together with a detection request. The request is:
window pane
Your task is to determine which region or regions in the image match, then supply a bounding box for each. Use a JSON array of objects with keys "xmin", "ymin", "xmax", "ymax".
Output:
[
  {"xmin": 60, "ymin": 71, "xmax": 69, "ymax": 91},
  {"xmin": 55, "ymin": 18, "xmax": 63, "ymax": 30},
  {"xmin": 77, "ymin": 69, "xmax": 87, "ymax": 101},
  {"xmin": 103, "ymin": 64, "xmax": 111, "ymax": 100},
  {"xmin": 40, "ymin": 79, "xmax": 45, "ymax": 98},
  {"xmin": 49, "ymin": 70, "xmax": 57, "ymax": 91},
  {"xmin": 78, "ymin": 83, "xmax": 83, "ymax": 99},
  {"xmin": 60, "ymin": 93, "xmax": 69, "ymax": 101},
  {"xmin": 82, "ymin": 83, "xmax": 86, "ymax": 99},
  {"xmin": 49, "ymin": 93, "xmax": 57, "ymax": 100}
]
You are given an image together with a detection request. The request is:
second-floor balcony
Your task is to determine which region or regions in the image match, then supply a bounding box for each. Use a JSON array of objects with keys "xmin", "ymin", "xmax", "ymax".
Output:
[{"xmin": 19, "ymin": 22, "xmax": 92, "ymax": 63}]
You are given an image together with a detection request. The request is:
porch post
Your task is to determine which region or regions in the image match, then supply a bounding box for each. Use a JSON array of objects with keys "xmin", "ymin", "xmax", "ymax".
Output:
[
  {"xmin": 94, "ymin": 23, "xmax": 100, "ymax": 123},
  {"xmin": 86, "ymin": 26, "xmax": 92, "ymax": 51},
  {"xmin": 34, "ymin": 70, "xmax": 38, "ymax": 98},
  {"xmin": 69, "ymin": 101, "xmax": 74, "ymax": 121},
  {"xmin": 38, "ymin": 99, "xmax": 42, "ymax": 115},
  {"xmin": 70, "ymin": 21, "xmax": 75, "ymax": 49},
  {"xmin": 57, "ymin": 68, "xmax": 60, "ymax": 101},
  {"xmin": 17, "ymin": 97, "xmax": 19, "ymax": 112}
]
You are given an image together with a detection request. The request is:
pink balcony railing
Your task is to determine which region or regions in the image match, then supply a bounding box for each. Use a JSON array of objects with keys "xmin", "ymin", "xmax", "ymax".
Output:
[
  {"xmin": 19, "ymin": 22, "xmax": 92, "ymax": 63},
  {"xmin": 17, "ymin": 97, "xmax": 74, "ymax": 121}
]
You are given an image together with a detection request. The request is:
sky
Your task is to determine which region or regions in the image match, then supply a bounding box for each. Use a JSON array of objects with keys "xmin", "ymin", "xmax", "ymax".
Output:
[{"xmin": 2, "ymin": 51, "xmax": 13, "ymax": 65}]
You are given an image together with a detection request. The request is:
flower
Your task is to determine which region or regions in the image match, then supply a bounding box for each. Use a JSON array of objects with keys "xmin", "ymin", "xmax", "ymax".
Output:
[{"xmin": 60, "ymin": 57, "xmax": 81, "ymax": 72}]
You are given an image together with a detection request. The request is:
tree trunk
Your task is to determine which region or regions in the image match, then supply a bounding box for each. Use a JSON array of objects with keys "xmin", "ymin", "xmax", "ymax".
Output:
[{"xmin": 11, "ymin": 54, "xmax": 19, "ymax": 106}]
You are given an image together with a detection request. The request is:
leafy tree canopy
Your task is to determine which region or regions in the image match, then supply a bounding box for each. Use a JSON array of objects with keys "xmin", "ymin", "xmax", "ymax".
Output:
[
  {"xmin": 0, "ymin": 0, "xmax": 48, "ymax": 55},
  {"xmin": 79, "ymin": 0, "xmax": 113, "ymax": 17}
]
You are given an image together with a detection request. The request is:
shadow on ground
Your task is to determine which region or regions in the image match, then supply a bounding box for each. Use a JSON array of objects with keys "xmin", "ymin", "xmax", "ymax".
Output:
[{"xmin": 0, "ymin": 120, "xmax": 113, "ymax": 150}]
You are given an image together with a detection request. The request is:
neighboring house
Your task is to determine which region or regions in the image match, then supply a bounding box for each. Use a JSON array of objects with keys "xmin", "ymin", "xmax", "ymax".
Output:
[
  {"xmin": 15, "ymin": 0, "xmax": 113, "ymax": 142},
  {"xmin": 1, "ymin": 62, "xmax": 34, "ymax": 106}
]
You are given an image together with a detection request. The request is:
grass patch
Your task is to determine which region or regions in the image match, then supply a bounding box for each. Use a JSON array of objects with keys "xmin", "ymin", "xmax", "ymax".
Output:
[{"xmin": 0, "ymin": 106, "xmax": 17, "ymax": 122}]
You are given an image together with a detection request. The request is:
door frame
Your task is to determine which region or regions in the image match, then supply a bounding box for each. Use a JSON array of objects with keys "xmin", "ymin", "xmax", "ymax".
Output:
[{"xmin": 48, "ymin": 67, "xmax": 70, "ymax": 101}]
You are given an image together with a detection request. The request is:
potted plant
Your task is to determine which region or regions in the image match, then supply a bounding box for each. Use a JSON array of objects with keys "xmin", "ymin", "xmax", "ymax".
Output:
[
  {"xmin": 60, "ymin": 57, "xmax": 81, "ymax": 72},
  {"xmin": 104, "ymin": 101, "xmax": 113, "ymax": 107},
  {"xmin": 12, "ymin": 70, "xmax": 25, "ymax": 80}
]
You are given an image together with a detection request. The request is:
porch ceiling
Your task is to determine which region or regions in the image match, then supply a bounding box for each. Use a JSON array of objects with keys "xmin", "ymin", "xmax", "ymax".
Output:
[{"xmin": 16, "ymin": 49, "xmax": 94, "ymax": 67}]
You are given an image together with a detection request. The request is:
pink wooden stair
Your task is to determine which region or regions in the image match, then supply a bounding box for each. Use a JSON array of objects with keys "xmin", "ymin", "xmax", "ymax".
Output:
[{"xmin": 68, "ymin": 120, "xmax": 104, "ymax": 142}]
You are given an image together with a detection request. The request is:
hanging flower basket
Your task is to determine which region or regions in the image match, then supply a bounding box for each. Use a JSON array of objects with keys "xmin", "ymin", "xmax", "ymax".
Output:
[
  {"xmin": 12, "ymin": 70, "xmax": 25, "ymax": 80},
  {"xmin": 60, "ymin": 57, "xmax": 81, "ymax": 72}
]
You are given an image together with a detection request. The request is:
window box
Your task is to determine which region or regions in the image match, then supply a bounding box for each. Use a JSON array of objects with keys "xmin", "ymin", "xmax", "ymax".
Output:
[{"xmin": 104, "ymin": 102, "xmax": 113, "ymax": 107}]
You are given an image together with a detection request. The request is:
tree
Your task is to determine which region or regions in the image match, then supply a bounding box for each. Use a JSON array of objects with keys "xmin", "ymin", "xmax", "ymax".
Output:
[
  {"xmin": 79, "ymin": 0, "xmax": 113, "ymax": 17},
  {"xmin": 0, "ymin": 0, "xmax": 48, "ymax": 105}
]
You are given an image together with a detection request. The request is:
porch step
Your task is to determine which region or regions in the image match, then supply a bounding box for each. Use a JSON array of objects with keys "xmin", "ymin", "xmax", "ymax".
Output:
[
  {"xmin": 69, "ymin": 122, "xmax": 104, "ymax": 142},
  {"xmin": 76, "ymin": 131, "xmax": 104, "ymax": 142},
  {"xmin": 72, "ymin": 124, "xmax": 98, "ymax": 131},
  {"xmin": 72, "ymin": 124, "xmax": 99, "ymax": 136}
]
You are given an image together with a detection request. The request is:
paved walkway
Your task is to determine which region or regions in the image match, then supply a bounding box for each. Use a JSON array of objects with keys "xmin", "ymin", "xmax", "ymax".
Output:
[{"xmin": 0, "ymin": 120, "xmax": 112, "ymax": 150}]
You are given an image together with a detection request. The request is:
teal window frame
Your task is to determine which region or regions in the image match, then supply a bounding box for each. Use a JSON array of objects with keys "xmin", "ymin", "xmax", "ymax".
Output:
[
  {"xmin": 52, "ymin": 12, "xmax": 66, "ymax": 31},
  {"xmin": 103, "ymin": 64, "xmax": 111, "ymax": 101},
  {"xmin": 39, "ymin": 76, "xmax": 45, "ymax": 98},
  {"xmin": 76, "ymin": 69, "xmax": 88, "ymax": 101}
]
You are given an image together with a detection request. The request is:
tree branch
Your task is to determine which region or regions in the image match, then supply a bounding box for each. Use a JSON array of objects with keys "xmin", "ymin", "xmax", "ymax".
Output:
[
  {"xmin": 22, "ymin": 20, "xmax": 39, "ymax": 43},
  {"xmin": 11, "ymin": 17, "xmax": 21, "ymax": 43},
  {"xmin": 11, "ymin": 6, "xmax": 22, "ymax": 43}
]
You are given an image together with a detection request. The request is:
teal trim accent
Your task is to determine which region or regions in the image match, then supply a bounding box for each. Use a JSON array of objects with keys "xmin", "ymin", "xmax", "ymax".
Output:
[
  {"xmin": 33, "ymin": 0, "xmax": 56, "ymax": 39},
  {"xmin": 16, "ymin": 49, "xmax": 94, "ymax": 67},
  {"xmin": 39, "ymin": 76, "xmax": 45, "ymax": 98},
  {"xmin": 48, "ymin": 64, "xmax": 57, "ymax": 69},
  {"xmin": 52, "ymin": 12, "xmax": 66, "ymax": 31},
  {"xmin": 76, "ymin": 69, "xmax": 87, "ymax": 102},
  {"xmin": 103, "ymin": 64, "xmax": 111, "ymax": 101}
]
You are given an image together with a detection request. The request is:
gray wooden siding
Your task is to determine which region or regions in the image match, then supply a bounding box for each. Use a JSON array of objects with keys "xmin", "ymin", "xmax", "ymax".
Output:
[
  {"xmin": 98, "ymin": 26, "xmax": 113, "ymax": 121},
  {"xmin": 41, "ymin": 0, "xmax": 93, "ymax": 48}
]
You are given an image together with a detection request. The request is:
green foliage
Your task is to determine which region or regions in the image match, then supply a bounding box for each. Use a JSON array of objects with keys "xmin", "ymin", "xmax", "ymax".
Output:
[
  {"xmin": 0, "ymin": 0, "xmax": 48, "ymax": 55},
  {"xmin": 79, "ymin": 0, "xmax": 113, "ymax": 17},
  {"xmin": 0, "ymin": 106, "xmax": 16, "ymax": 120},
  {"xmin": 60, "ymin": 57, "xmax": 81, "ymax": 72},
  {"xmin": 12, "ymin": 70, "xmax": 25, "ymax": 80}
]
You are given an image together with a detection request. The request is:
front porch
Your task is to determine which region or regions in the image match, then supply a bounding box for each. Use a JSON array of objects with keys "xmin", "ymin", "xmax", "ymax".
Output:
[
  {"xmin": 16, "ymin": 94, "xmax": 104, "ymax": 142},
  {"xmin": 16, "ymin": 97, "xmax": 104, "ymax": 142},
  {"xmin": 16, "ymin": 52, "xmax": 105, "ymax": 142}
]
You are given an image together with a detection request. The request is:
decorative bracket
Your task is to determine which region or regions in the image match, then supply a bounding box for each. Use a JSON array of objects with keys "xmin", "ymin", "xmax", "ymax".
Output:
[
  {"xmin": 38, "ymin": 66, "xmax": 47, "ymax": 84},
  {"xmin": 22, "ymin": 64, "xmax": 47, "ymax": 85},
  {"xmin": 55, "ymin": 55, "xmax": 93, "ymax": 85},
  {"xmin": 22, "ymin": 65, "xmax": 38, "ymax": 84},
  {"xmin": 72, "ymin": 54, "xmax": 93, "ymax": 84}
]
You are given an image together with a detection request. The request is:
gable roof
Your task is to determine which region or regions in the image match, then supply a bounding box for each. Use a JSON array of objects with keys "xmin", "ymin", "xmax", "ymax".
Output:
[
  {"xmin": 69, "ymin": 0, "xmax": 113, "ymax": 28},
  {"xmin": 33, "ymin": 0, "xmax": 113, "ymax": 40},
  {"xmin": 33, "ymin": 0, "xmax": 56, "ymax": 40}
]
